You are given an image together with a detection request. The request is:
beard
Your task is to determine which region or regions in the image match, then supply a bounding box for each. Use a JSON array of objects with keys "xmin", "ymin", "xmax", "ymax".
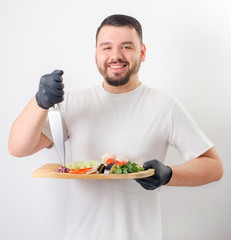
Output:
[
  {"xmin": 105, "ymin": 70, "xmax": 131, "ymax": 87},
  {"xmin": 97, "ymin": 58, "xmax": 141, "ymax": 87}
]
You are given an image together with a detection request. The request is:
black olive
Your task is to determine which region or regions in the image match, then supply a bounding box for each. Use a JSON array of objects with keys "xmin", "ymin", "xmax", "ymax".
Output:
[
  {"xmin": 105, "ymin": 163, "xmax": 114, "ymax": 170},
  {"xmin": 97, "ymin": 164, "xmax": 105, "ymax": 174},
  {"xmin": 104, "ymin": 163, "xmax": 114, "ymax": 174}
]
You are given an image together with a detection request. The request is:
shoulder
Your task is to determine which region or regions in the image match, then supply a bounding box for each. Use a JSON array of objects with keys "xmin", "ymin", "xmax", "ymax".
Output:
[{"xmin": 141, "ymin": 84, "xmax": 180, "ymax": 108}]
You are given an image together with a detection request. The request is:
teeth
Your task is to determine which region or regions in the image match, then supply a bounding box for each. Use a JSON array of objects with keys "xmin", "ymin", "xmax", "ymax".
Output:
[{"xmin": 110, "ymin": 65, "xmax": 124, "ymax": 69}]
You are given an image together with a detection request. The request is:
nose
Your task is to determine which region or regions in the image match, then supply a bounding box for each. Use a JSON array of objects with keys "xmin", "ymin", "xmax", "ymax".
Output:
[{"xmin": 109, "ymin": 47, "xmax": 123, "ymax": 62}]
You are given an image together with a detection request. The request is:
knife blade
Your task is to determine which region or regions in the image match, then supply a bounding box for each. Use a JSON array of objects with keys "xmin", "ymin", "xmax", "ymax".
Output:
[{"xmin": 48, "ymin": 104, "xmax": 66, "ymax": 165}]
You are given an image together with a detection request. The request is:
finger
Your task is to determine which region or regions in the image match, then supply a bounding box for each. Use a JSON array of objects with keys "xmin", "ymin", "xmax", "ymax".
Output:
[
  {"xmin": 136, "ymin": 175, "xmax": 160, "ymax": 185},
  {"xmin": 143, "ymin": 160, "xmax": 154, "ymax": 170},
  {"xmin": 140, "ymin": 183, "xmax": 150, "ymax": 190},
  {"xmin": 53, "ymin": 75, "xmax": 63, "ymax": 83},
  {"xmin": 48, "ymin": 95, "xmax": 64, "ymax": 104},
  {"xmin": 52, "ymin": 70, "xmax": 64, "ymax": 76},
  {"xmin": 47, "ymin": 87, "xmax": 64, "ymax": 97},
  {"xmin": 137, "ymin": 181, "xmax": 157, "ymax": 190},
  {"xmin": 50, "ymin": 79, "xmax": 64, "ymax": 90},
  {"xmin": 135, "ymin": 178, "xmax": 149, "ymax": 184},
  {"xmin": 56, "ymin": 82, "xmax": 64, "ymax": 90},
  {"xmin": 54, "ymin": 89, "xmax": 64, "ymax": 97},
  {"xmin": 143, "ymin": 159, "xmax": 158, "ymax": 170},
  {"xmin": 54, "ymin": 95, "xmax": 64, "ymax": 103}
]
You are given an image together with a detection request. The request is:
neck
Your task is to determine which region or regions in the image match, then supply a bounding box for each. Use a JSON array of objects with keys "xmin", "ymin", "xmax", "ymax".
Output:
[{"xmin": 102, "ymin": 76, "xmax": 141, "ymax": 94}]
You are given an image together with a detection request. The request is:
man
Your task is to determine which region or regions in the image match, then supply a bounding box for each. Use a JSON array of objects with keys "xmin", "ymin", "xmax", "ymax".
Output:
[{"xmin": 9, "ymin": 14, "xmax": 223, "ymax": 240}]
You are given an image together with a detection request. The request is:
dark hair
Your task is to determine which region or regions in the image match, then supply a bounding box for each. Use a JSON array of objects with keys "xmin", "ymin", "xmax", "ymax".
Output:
[{"xmin": 96, "ymin": 14, "xmax": 143, "ymax": 44}]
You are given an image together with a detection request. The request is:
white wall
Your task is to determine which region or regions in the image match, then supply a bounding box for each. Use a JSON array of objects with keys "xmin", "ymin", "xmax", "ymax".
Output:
[{"xmin": 1, "ymin": 0, "xmax": 230, "ymax": 239}]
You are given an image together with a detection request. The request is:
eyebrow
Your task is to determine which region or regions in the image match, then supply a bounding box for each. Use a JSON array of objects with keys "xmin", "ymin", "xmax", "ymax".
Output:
[
  {"xmin": 99, "ymin": 42, "xmax": 111, "ymax": 47},
  {"xmin": 121, "ymin": 41, "xmax": 134, "ymax": 45},
  {"xmin": 99, "ymin": 41, "xmax": 135, "ymax": 47}
]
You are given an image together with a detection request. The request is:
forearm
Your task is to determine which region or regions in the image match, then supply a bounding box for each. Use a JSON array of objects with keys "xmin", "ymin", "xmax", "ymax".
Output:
[
  {"xmin": 8, "ymin": 97, "xmax": 50, "ymax": 157},
  {"xmin": 167, "ymin": 148, "xmax": 223, "ymax": 186}
]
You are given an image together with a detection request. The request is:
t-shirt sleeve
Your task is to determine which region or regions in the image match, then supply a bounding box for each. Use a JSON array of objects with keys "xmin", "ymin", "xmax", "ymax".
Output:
[
  {"xmin": 42, "ymin": 116, "xmax": 54, "ymax": 143},
  {"xmin": 168, "ymin": 98, "xmax": 213, "ymax": 161}
]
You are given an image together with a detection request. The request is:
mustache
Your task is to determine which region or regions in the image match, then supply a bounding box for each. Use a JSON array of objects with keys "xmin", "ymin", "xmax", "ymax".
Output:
[{"xmin": 106, "ymin": 60, "xmax": 129, "ymax": 65}]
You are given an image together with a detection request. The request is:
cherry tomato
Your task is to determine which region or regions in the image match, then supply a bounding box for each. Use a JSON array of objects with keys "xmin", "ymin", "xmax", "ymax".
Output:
[
  {"xmin": 114, "ymin": 160, "xmax": 121, "ymax": 166},
  {"xmin": 120, "ymin": 161, "xmax": 127, "ymax": 166},
  {"xmin": 106, "ymin": 158, "xmax": 115, "ymax": 165}
]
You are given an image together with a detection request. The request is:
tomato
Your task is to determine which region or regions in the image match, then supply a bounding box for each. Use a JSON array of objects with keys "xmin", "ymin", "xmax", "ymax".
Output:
[
  {"xmin": 120, "ymin": 161, "xmax": 127, "ymax": 166},
  {"xmin": 106, "ymin": 158, "xmax": 115, "ymax": 165},
  {"xmin": 114, "ymin": 160, "xmax": 121, "ymax": 166}
]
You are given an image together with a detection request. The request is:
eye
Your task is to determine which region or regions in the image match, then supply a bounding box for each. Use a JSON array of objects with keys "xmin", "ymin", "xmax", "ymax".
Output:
[
  {"xmin": 103, "ymin": 47, "xmax": 111, "ymax": 51},
  {"xmin": 122, "ymin": 46, "xmax": 131, "ymax": 49}
]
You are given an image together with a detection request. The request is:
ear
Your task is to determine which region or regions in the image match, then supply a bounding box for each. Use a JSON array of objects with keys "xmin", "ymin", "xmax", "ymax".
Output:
[
  {"xmin": 95, "ymin": 46, "xmax": 97, "ymax": 64},
  {"xmin": 141, "ymin": 44, "xmax": 146, "ymax": 62}
]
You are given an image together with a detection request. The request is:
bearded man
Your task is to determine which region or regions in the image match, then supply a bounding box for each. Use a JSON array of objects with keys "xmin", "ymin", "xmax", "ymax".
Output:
[{"xmin": 9, "ymin": 14, "xmax": 223, "ymax": 240}]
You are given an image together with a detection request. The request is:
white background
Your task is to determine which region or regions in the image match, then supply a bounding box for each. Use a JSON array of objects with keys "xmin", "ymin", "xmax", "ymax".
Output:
[{"xmin": 1, "ymin": 0, "xmax": 231, "ymax": 239}]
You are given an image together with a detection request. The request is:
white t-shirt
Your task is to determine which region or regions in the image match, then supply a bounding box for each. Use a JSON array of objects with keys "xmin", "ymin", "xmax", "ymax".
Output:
[{"xmin": 43, "ymin": 83, "xmax": 213, "ymax": 240}]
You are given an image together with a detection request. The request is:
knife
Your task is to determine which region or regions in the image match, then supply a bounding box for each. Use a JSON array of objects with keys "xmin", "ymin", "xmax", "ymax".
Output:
[{"xmin": 48, "ymin": 104, "xmax": 66, "ymax": 166}]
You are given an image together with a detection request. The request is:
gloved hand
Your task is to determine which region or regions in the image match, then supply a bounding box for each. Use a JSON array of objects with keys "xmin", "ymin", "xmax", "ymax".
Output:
[
  {"xmin": 35, "ymin": 70, "xmax": 64, "ymax": 109},
  {"xmin": 136, "ymin": 160, "xmax": 172, "ymax": 190}
]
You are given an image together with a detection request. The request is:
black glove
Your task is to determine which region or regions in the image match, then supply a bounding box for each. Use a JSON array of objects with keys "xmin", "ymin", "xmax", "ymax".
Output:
[
  {"xmin": 35, "ymin": 70, "xmax": 64, "ymax": 109},
  {"xmin": 136, "ymin": 160, "xmax": 172, "ymax": 190}
]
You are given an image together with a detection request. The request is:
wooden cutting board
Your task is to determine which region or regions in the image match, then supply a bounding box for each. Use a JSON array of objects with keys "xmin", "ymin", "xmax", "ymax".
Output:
[{"xmin": 32, "ymin": 164, "xmax": 155, "ymax": 179}]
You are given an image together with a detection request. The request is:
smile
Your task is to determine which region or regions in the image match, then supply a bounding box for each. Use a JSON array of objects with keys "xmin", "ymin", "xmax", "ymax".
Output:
[{"xmin": 108, "ymin": 64, "xmax": 128, "ymax": 69}]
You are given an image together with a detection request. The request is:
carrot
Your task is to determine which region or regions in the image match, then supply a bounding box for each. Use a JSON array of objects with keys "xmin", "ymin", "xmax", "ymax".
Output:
[
  {"xmin": 69, "ymin": 170, "xmax": 86, "ymax": 174},
  {"xmin": 69, "ymin": 167, "xmax": 93, "ymax": 174}
]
